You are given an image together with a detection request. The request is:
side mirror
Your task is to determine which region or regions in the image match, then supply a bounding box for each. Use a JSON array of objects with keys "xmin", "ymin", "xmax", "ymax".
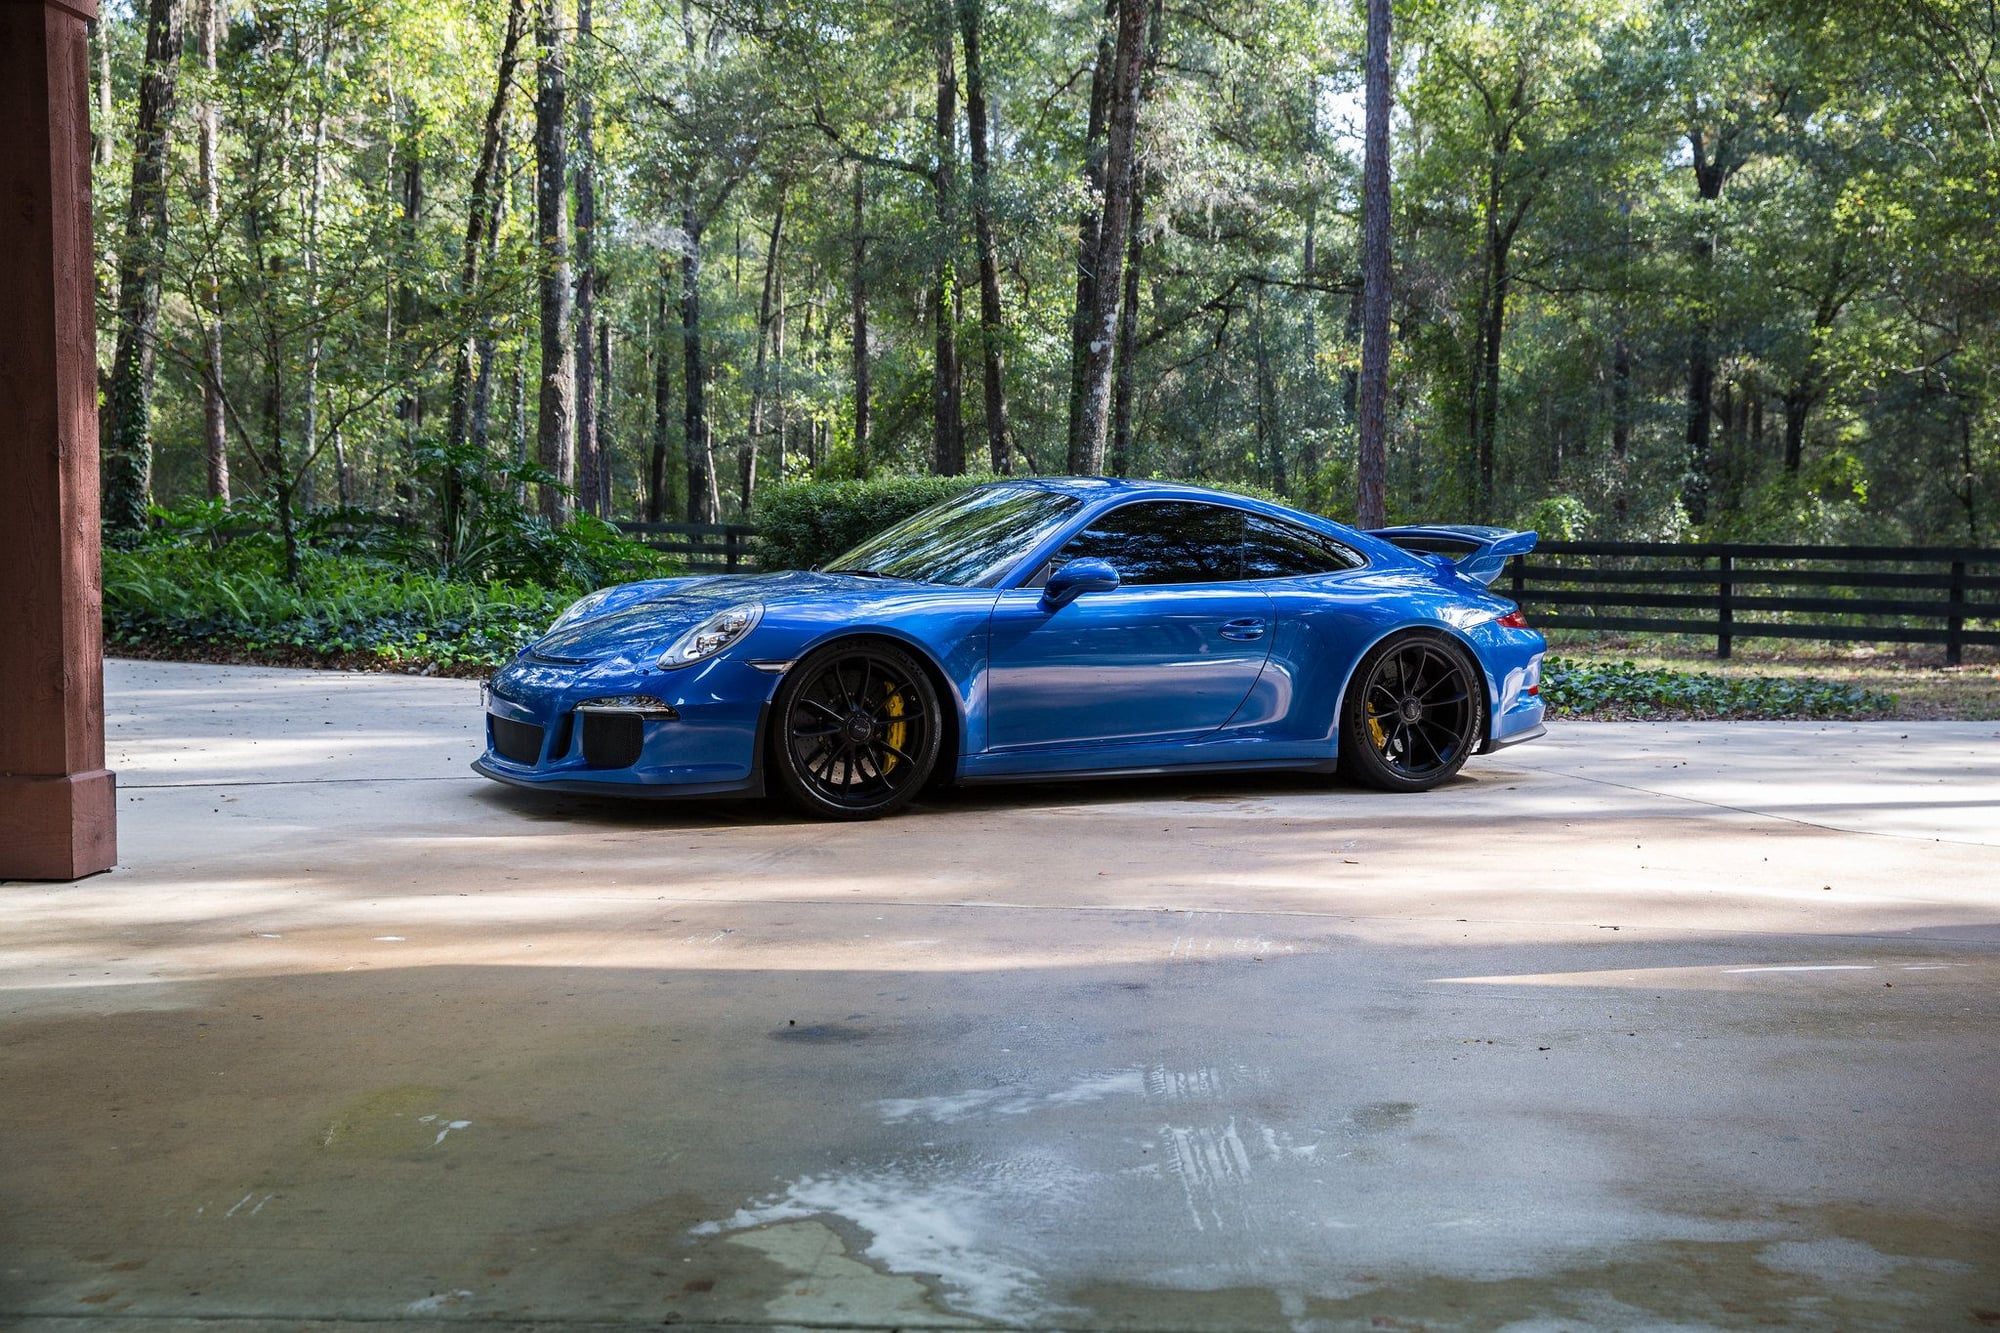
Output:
[{"xmin": 1041, "ymin": 557, "xmax": 1120, "ymax": 609}]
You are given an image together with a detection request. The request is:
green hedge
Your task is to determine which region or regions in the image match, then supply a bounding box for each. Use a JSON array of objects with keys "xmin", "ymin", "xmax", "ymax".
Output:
[{"xmin": 753, "ymin": 475, "xmax": 987, "ymax": 571}]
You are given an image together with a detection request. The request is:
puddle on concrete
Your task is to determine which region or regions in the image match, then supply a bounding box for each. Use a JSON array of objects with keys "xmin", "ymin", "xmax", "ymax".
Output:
[
  {"xmin": 695, "ymin": 1064, "xmax": 1999, "ymax": 1328},
  {"xmin": 696, "ymin": 1157, "xmax": 1069, "ymax": 1323},
  {"xmin": 726, "ymin": 1219, "xmax": 987, "ymax": 1327}
]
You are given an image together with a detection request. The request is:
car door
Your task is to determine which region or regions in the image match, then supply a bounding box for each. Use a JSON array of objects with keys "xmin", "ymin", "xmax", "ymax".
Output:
[{"xmin": 985, "ymin": 501, "xmax": 1275, "ymax": 751}]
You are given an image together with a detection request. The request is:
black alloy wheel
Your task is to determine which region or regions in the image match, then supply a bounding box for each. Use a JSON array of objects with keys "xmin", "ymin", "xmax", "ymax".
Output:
[
  {"xmin": 771, "ymin": 641, "xmax": 943, "ymax": 819},
  {"xmin": 1339, "ymin": 631, "xmax": 1482, "ymax": 792}
]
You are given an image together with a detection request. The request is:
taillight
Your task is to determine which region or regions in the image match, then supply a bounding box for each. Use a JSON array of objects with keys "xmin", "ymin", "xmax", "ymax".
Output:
[{"xmin": 1496, "ymin": 609, "xmax": 1530, "ymax": 629}]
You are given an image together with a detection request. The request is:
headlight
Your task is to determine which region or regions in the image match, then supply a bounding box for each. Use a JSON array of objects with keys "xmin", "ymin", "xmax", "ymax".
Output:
[
  {"xmin": 549, "ymin": 587, "xmax": 617, "ymax": 633},
  {"xmin": 659, "ymin": 603, "xmax": 762, "ymax": 668}
]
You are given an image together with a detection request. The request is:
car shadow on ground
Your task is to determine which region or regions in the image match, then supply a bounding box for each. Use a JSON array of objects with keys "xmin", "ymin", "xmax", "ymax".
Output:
[{"xmin": 468, "ymin": 764, "xmax": 1483, "ymax": 829}]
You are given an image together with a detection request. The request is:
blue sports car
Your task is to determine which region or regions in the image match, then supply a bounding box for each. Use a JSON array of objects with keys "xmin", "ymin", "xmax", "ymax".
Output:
[{"xmin": 474, "ymin": 477, "xmax": 1546, "ymax": 818}]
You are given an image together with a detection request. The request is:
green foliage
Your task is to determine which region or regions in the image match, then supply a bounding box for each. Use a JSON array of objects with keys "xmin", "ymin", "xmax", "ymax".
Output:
[
  {"xmin": 101, "ymin": 499, "xmax": 679, "ymax": 671},
  {"xmin": 1521, "ymin": 494, "xmax": 1595, "ymax": 541},
  {"xmin": 103, "ymin": 544, "xmax": 574, "ymax": 671},
  {"xmin": 753, "ymin": 475, "xmax": 989, "ymax": 571},
  {"xmin": 1540, "ymin": 656, "xmax": 1893, "ymax": 719}
]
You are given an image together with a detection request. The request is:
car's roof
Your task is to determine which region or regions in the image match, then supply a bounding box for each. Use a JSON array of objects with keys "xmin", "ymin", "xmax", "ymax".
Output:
[
  {"xmin": 976, "ymin": 475, "xmax": 1364, "ymax": 533},
  {"xmin": 984, "ymin": 475, "xmax": 1283, "ymax": 507}
]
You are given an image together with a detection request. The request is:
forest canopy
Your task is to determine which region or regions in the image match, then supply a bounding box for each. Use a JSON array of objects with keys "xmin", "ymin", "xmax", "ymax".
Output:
[{"xmin": 90, "ymin": 0, "xmax": 2000, "ymax": 555}]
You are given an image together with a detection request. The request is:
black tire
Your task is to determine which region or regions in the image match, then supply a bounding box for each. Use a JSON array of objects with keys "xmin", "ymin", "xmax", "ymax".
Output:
[
  {"xmin": 1339, "ymin": 630, "xmax": 1483, "ymax": 792},
  {"xmin": 770, "ymin": 641, "xmax": 943, "ymax": 819}
]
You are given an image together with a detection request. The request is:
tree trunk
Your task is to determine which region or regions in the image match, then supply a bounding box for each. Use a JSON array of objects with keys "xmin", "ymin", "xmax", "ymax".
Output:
[
  {"xmin": 572, "ymin": 0, "xmax": 600, "ymax": 517},
  {"xmin": 299, "ymin": 20, "xmax": 331, "ymax": 518},
  {"xmin": 1356, "ymin": 0, "xmax": 1392, "ymax": 529},
  {"xmin": 960, "ymin": 0, "xmax": 1012, "ymax": 475},
  {"xmin": 648, "ymin": 265, "xmax": 672, "ymax": 522},
  {"xmin": 101, "ymin": 0, "xmax": 184, "ymax": 536},
  {"xmin": 1681, "ymin": 128, "xmax": 1738, "ymax": 527},
  {"xmin": 1683, "ymin": 315, "xmax": 1713, "ymax": 524},
  {"xmin": 511, "ymin": 339, "xmax": 529, "ymax": 503},
  {"xmin": 930, "ymin": 5, "xmax": 964, "ymax": 476},
  {"xmin": 446, "ymin": 0, "xmax": 526, "ymax": 464},
  {"xmin": 851, "ymin": 167, "xmax": 871, "ymax": 474},
  {"xmin": 1108, "ymin": 0, "xmax": 1164, "ymax": 479},
  {"xmin": 534, "ymin": 0, "xmax": 575, "ymax": 522},
  {"xmin": 1109, "ymin": 173, "xmax": 1145, "ymax": 477},
  {"xmin": 682, "ymin": 215, "xmax": 715, "ymax": 523},
  {"xmin": 1611, "ymin": 333, "xmax": 1631, "ymax": 523},
  {"xmin": 196, "ymin": 0, "xmax": 227, "ymax": 502},
  {"xmin": 1252, "ymin": 291, "xmax": 1280, "ymax": 493},
  {"xmin": 1476, "ymin": 249, "xmax": 1507, "ymax": 521},
  {"xmin": 1782, "ymin": 383, "xmax": 1812, "ymax": 474},
  {"xmin": 94, "ymin": 17, "xmax": 114, "ymax": 167},
  {"xmin": 470, "ymin": 152, "xmax": 509, "ymax": 457},
  {"xmin": 596, "ymin": 314, "xmax": 612, "ymax": 511},
  {"xmin": 1068, "ymin": 0, "xmax": 1149, "ymax": 474},
  {"xmin": 393, "ymin": 115, "xmax": 425, "ymax": 468},
  {"xmin": 1065, "ymin": 1, "xmax": 1115, "ymax": 465},
  {"xmin": 744, "ymin": 196, "xmax": 785, "ymax": 515}
]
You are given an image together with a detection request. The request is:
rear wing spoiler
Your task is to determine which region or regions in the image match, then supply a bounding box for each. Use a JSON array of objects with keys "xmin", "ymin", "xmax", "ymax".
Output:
[{"xmin": 1366, "ymin": 525, "xmax": 1538, "ymax": 587}]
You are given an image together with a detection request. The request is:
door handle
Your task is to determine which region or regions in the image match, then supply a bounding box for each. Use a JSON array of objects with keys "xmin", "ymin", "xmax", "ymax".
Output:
[{"xmin": 1219, "ymin": 618, "xmax": 1267, "ymax": 641}]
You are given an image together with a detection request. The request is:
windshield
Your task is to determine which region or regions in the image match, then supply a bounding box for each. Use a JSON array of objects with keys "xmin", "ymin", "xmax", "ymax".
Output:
[{"xmin": 823, "ymin": 484, "xmax": 1082, "ymax": 587}]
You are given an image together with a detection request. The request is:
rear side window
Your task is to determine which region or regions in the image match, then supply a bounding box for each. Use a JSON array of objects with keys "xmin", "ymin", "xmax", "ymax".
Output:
[
  {"xmin": 1242, "ymin": 513, "xmax": 1365, "ymax": 578},
  {"xmin": 1055, "ymin": 501, "xmax": 1246, "ymax": 585}
]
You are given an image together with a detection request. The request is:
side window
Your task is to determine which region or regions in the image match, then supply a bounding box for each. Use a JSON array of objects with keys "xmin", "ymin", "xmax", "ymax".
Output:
[
  {"xmin": 1242, "ymin": 513, "xmax": 1365, "ymax": 578},
  {"xmin": 1055, "ymin": 502, "xmax": 1246, "ymax": 585}
]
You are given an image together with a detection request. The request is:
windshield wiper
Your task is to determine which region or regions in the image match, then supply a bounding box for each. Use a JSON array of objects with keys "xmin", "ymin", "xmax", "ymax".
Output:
[{"xmin": 824, "ymin": 567, "xmax": 910, "ymax": 580}]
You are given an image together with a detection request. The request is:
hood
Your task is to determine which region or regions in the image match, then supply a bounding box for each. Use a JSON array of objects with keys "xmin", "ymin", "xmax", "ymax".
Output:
[{"xmin": 529, "ymin": 569, "xmax": 863, "ymax": 662}]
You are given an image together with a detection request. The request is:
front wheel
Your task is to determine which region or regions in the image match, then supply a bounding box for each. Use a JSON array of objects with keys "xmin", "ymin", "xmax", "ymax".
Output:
[
  {"xmin": 1339, "ymin": 631, "xmax": 1483, "ymax": 792},
  {"xmin": 770, "ymin": 642, "xmax": 943, "ymax": 819}
]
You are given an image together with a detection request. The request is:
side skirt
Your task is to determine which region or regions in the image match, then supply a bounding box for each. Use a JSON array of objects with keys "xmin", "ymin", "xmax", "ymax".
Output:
[{"xmin": 955, "ymin": 755, "xmax": 1339, "ymax": 787}]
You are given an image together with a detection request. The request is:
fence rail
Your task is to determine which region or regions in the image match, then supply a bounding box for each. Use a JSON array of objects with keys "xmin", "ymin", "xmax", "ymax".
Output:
[
  {"xmin": 616, "ymin": 521, "xmax": 758, "ymax": 572},
  {"xmin": 1508, "ymin": 541, "xmax": 2000, "ymax": 663}
]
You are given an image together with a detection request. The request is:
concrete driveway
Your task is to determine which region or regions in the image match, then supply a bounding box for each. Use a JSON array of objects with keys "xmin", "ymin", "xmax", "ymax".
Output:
[{"xmin": 2, "ymin": 659, "xmax": 1996, "ymax": 1330}]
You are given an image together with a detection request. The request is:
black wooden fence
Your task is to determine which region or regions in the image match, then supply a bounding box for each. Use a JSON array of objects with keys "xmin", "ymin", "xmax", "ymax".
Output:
[
  {"xmin": 1507, "ymin": 541, "xmax": 2000, "ymax": 663},
  {"xmin": 613, "ymin": 524, "xmax": 2000, "ymax": 663},
  {"xmin": 616, "ymin": 521, "xmax": 757, "ymax": 572}
]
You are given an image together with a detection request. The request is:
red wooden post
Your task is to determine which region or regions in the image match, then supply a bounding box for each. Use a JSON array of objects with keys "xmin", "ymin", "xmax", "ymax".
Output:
[{"xmin": 0, "ymin": 0, "xmax": 117, "ymax": 880}]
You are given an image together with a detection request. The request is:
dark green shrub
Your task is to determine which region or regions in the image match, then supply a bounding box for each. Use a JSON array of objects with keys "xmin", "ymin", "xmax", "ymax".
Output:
[
  {"xmin": 754, "ymin": 475, "xmax": 987, "ymax": 571},
  {"xmin": 1540, "ymin": 657, "xmax": 1893, "ymax": 719}
]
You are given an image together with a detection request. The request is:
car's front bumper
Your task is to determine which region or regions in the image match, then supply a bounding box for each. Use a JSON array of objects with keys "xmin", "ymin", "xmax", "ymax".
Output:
[{"xmin": 473, "ymin": 651, "xmax": 777, "ymax": 798}]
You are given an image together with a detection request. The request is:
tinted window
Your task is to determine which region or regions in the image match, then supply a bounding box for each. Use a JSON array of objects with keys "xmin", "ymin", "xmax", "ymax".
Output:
[
  {"xmin": 824, "ymin": 484, "xmax": 1082, "ymax": 586},
  {"xmin": 1055, "ymin": 502, "xmax": 1246, "ymax": 585},
  {"xmin": 1242, "ymin": 514, "xmax": 1365, "ymax": 578}
]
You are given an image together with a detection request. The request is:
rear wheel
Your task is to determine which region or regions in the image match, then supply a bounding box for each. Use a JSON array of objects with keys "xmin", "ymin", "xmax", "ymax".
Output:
[
  {"xmin": 1339, "ymin": 631, "xmax": 1482, "ymax": 792},
  {"xmin": 771, "ymin": 641, "xmax": 942, "ymax": 819}
]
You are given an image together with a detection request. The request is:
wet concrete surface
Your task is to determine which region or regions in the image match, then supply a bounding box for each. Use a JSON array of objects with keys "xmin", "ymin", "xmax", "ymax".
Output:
[{"xmin": 2, "ymin": 658, "xmax": 1997, "ymax": 1329}]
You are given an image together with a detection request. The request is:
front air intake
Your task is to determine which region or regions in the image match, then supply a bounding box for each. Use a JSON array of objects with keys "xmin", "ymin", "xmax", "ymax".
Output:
[
  {"xmin": 580, "ymin": 712, "xmax": 644, "ymax": 768},
  {"xmin": 490, "ymin": 714, "xmax": 545, "ymax": 766}
]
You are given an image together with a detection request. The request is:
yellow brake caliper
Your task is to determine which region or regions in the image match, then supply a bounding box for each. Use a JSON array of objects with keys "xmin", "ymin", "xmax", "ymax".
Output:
[
  {"xmin": 881, "ymin": 687, "xmax": 907, "ymax": 773},
  {"xmin": 1366, "ymin": 704, "xmax": 1388, "ymax": 751}
]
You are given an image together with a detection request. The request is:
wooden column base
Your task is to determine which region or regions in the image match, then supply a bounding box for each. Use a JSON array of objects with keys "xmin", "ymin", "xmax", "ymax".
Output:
[{"xmin": 0, "ymin": 770, "xmax": 117, "ymax": 881}]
